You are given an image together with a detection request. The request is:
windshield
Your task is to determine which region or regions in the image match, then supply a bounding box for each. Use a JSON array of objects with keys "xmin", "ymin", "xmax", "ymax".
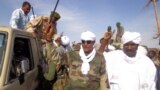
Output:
[{"xmin": 0, "ymin": 33, "xmax": 7, "ymax": 71}]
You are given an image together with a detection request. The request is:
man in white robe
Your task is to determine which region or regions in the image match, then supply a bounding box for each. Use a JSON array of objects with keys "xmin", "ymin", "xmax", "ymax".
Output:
[{"xmin": 103, "ymin": 31, "xmax": 157, "ymax": 90}]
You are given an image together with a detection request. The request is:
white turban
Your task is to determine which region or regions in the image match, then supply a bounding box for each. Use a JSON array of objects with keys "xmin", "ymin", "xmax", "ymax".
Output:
[
  {"xmin": 80, "ymin": 31, "xmax": 96, "ymax": 41},
  {"xmin": 61, "ymin": 35, "xmax": 70, "ymax": 45},
  {"xmin": 121, "ymin": 31, "xmax": 141, "ymax": 44}
]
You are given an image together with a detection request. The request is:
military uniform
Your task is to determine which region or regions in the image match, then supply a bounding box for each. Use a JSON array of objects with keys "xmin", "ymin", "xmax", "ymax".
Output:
[
  {"xmin": 52, "ymin": 62, "xmax": 68, "ymax": 90},
  {"xmin": 26, "ymin": 16, "xmax": 57, "ymax": 39},
  {"xmin": 34, "ymin": 42, "xmax": 61, "ymax": 90},
  {"xmin": 115, "ymin": 23, "xmax": 124, "ymax": 43},
  {"xmin": 42, "ymin": 42, "xmax": 70, "ymax": 90},
  {"xmin": 43, "ymin": 42, "xmax": 61, "ymax": 81},
  {"xmin": 65, "ymin": 50, "xmax": 109, "ymax": 90},
  {"xmin": 26, "ymin": 12, "xmax": 60, "ymax": 40},
  {"xmin": 52, "ymin": 46, "xmax": 69, "ymax": 90}
]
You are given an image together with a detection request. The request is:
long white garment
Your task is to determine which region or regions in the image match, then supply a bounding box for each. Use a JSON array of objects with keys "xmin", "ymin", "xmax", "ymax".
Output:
[
  {"xmin": 10, "ymin": 8, "xmax": 29, "ymax": 30},
  {"xmin": 103, "ymin": 50, "xmax": 156, "ymax": 90}
]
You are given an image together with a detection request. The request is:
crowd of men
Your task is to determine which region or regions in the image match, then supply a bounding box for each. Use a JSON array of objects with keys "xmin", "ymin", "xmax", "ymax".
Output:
[{"xmin": 9, "ymin": 1, "xmax": 160, "ymax": 90}]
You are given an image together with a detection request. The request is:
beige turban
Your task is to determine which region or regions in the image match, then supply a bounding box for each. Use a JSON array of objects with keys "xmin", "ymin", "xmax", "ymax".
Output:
[
  {"xmin": 121, "ymin": 31, "xmax": 141, "ymax": 44},
  {"xmin": 80, "ymin": 31, "xmax": 96, "ymax": 41},
  {"xmin": 53, "ymin": 34, "xmax": 60, "ymax": 40}
]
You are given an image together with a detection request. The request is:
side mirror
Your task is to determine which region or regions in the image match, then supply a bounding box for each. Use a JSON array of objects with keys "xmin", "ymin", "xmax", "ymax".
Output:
[{"xmin": 18, "ymin": 73, "xmax": 25, "ymax": 85}]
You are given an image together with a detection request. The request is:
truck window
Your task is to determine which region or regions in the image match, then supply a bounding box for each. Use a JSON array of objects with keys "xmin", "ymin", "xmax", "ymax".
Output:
[
  {"xmin": 9, "ymin": 37, "xmax": 34, "ymax": 80},
  {"xmin": 0, "ymin": 34, "xmax": 6, "ymax": 72}
]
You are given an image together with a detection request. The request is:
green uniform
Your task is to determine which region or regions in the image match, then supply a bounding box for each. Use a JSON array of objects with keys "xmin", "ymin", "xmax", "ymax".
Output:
[
  {"xmin": 52, "ymin": 46, "xmax": 69, "ymax": 90},
  {"xmin": 43, "ymin": 42, "xmax": 69, "ymax": 90},
  {"xmin": 65, "ymin": 51, "xmax": 109, "ymax": 90},
  {"xmin": 43, "ymin": 42, "xmax": 61, "ymax": 81},
  {"xmin": 116, "ymin": 26, "xmax": 124, "ymax": 43}
]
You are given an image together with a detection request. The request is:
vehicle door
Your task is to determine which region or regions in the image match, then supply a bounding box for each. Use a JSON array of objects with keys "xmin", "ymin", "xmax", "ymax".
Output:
[{"xmin": 2, "ymin": 36, "xmax": 38, "ymax": 90}]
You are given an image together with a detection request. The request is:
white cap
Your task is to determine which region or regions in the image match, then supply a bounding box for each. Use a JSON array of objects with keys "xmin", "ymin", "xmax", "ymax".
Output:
[
  {"xmin": 61, "ymin": 35, "xmax": 70, "ymax": 45},
  {"xmin": 121, "ymin": 31, "xmax": 141, "ymax": 44},
  {"xmin": 80, "ymin": 31, "xmax": 96, "ymax": 41}
]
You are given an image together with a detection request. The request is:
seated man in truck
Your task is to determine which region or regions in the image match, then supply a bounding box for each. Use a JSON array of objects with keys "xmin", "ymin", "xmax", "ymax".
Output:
[{"xmin": 10, "ymin": 40, "xmax": 29, "ymax": 80}]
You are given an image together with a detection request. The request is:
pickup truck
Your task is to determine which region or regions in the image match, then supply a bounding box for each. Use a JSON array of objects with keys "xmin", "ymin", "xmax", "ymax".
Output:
[{"xmin": 0, "ymin": 26, "xmax": 43, "ymax": 90}]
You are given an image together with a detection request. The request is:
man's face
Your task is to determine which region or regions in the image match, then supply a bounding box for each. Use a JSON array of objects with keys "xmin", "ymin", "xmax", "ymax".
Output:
[
  {"xmin": 147, "ymin": 51, "xmax": 156, "ymax": 59},
  {"xmin": 123, "ymin": 41, "xmax": 139, "ymax": 57},
  {"xmin": 81, "ymin": 40, "xmax": 95, "ymax": 54},
  {"xmin": 56, "ymin": 37, "xmax": 61, "ymax": 44},
  {"xmin": 22, "ymin": 4, "xmax": 31, "ymax": 15},
  {"xmin": 50, "ymin": 17, "xmax": 58, "ymax": 25}
]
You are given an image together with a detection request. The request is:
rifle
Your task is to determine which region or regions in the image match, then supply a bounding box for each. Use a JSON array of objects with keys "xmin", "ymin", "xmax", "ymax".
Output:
[
  {"xmin": 44, "ymin": 0, "xmax": 60, "ymax": 41},
  {"xmin": 31, "ymin": 7, "xmax": 35, "ymax": 19},
  {"xmin": 49, "ymin": 0, "xmax": 60, "ymax": 23}
]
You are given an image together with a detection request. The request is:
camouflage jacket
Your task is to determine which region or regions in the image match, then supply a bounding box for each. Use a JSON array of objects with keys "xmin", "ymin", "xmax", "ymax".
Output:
[
  {"xmin": 65, "ymin": 51, "xmax": 109, "ymax": 90},
  {"xmin": 43, "ymin": 42, "xmax": 61, "ymax": 81},
  {"xmin": 25, "ymin": 16, "xmax": 57, "ymax": 39}
]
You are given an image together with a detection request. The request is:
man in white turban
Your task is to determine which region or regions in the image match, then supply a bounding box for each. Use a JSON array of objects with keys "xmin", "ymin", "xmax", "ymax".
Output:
[
  {"xmin": 103, "ymin": 31, "xmax": 157, "ymax": 90},
  {"xmin": 65, "ymin": 31, "xmax": 109, "ymax": 90},
  {"xmin": 55, "ymin": 35, "xmax": 72, "ymax": 56},
  {"xmin": 60, "ymin": 35, "xmax": 72, "ymax": 52}
]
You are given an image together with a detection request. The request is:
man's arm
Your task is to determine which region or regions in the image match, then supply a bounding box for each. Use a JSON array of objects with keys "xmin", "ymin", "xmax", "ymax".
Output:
[
  {"xmin": 149, "ymin": 63, "xmax": 157, "ymax": 90},
  {"xmin": 10, "ymin": 9, "xmax": 20, "ymax": 29},
  {"xmin": 43, "ymin": 42, "xmax": 61, "ymax": 81},
  {"xmin": 98, "ymin": 32, "xmax": 112, "ymax": 53},
  {"xmin": 43, "ymin": 61, "xmax": 56, "ymax": 81},
  {"xmin": 100, "ymin": 57, "xmax": 110, "ymax": 90}
]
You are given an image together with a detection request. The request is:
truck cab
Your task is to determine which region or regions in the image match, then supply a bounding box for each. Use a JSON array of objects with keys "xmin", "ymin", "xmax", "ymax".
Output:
[{"xmin": 0, "ymin": 26, "xmax": 42, "ymax": 90}]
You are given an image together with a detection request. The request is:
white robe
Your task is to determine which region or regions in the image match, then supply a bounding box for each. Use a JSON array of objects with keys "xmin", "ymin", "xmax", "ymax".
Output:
[{"xmin": 103, "ymin": 50, "xmax": 156, "ymax": 90}]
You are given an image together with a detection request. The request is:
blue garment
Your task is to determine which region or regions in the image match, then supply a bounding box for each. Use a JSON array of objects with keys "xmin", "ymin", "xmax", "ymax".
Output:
[{"xmin": 10, "ymin": 8, "xmax": 29, "ymax": 30}]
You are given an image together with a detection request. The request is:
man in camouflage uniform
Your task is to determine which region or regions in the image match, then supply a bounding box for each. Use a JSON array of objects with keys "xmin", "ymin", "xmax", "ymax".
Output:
[
  {"xmin": 42, "ymin": 39, "xmax": 61, "ymax": 90},
  {"xmin": 115, "ymin": 22, "xmax": 124, "ymax": 43},
  {"xmin": 52, "ymin": 35, "xmax": 72, "ymax": 90},
  {"xmin": 25, "ymin": 11, "xmax": 60, "ymax": 41},
  {"xmin": 25, "ymin": 12, "xmax": 62, "ymax": 90},
  {"xmin": 65, "ymin": 31, "xmax": 109, "ymax": 90},
  {"xmin": 51, "ymin": 35, "xmax": 70, "ymax": 90}
]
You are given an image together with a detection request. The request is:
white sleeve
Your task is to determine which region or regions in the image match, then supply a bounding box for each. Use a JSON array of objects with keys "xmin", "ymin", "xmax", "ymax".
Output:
[
  {"xmin": 103, "ymin": 51, "xmax": 114, "ymax": 82},
  {"xmin": 10, "ymin": 9, "xmax": 20, "ymax": 29},
  {"xmin": 149, "ymin": 63, "xmax": 157, "ymax": 90}
]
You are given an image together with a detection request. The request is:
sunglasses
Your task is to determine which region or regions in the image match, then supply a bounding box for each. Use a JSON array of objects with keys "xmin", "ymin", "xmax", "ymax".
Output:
[{"xmin": 81, "ymin": 40, "xmax": 93, "ymax": 44}]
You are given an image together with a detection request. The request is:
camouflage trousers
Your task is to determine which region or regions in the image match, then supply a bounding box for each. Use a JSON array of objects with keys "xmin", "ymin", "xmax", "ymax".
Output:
[{"xmin": 52, "ymin": 74, "xmax": 68, "ymax": 90}]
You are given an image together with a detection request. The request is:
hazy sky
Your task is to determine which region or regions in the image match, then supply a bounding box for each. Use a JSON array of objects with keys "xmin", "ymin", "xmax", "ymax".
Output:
[{"xmin": 0, "ymin": 0, "xmax": 160, "ymax": 48}]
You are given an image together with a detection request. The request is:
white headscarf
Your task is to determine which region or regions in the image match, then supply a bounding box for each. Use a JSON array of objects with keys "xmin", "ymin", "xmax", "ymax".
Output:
[
  {"xmin": 61, "ymin": 35, "xmax": 70, "ymax": 46},
  {"xmin": 80, "ymin": 31, "xmax": 96, "ymax": 41},
  {"xmin": 121, "ymin": 31, "xmax": 141, "ymax": 44},
  {"xmin": 79, "ymin": 46, "xmax": 96, "ymax": 75},
  {"xmin": 79, "ymin": 31, "xmax": 96, "ymax": 75}
]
